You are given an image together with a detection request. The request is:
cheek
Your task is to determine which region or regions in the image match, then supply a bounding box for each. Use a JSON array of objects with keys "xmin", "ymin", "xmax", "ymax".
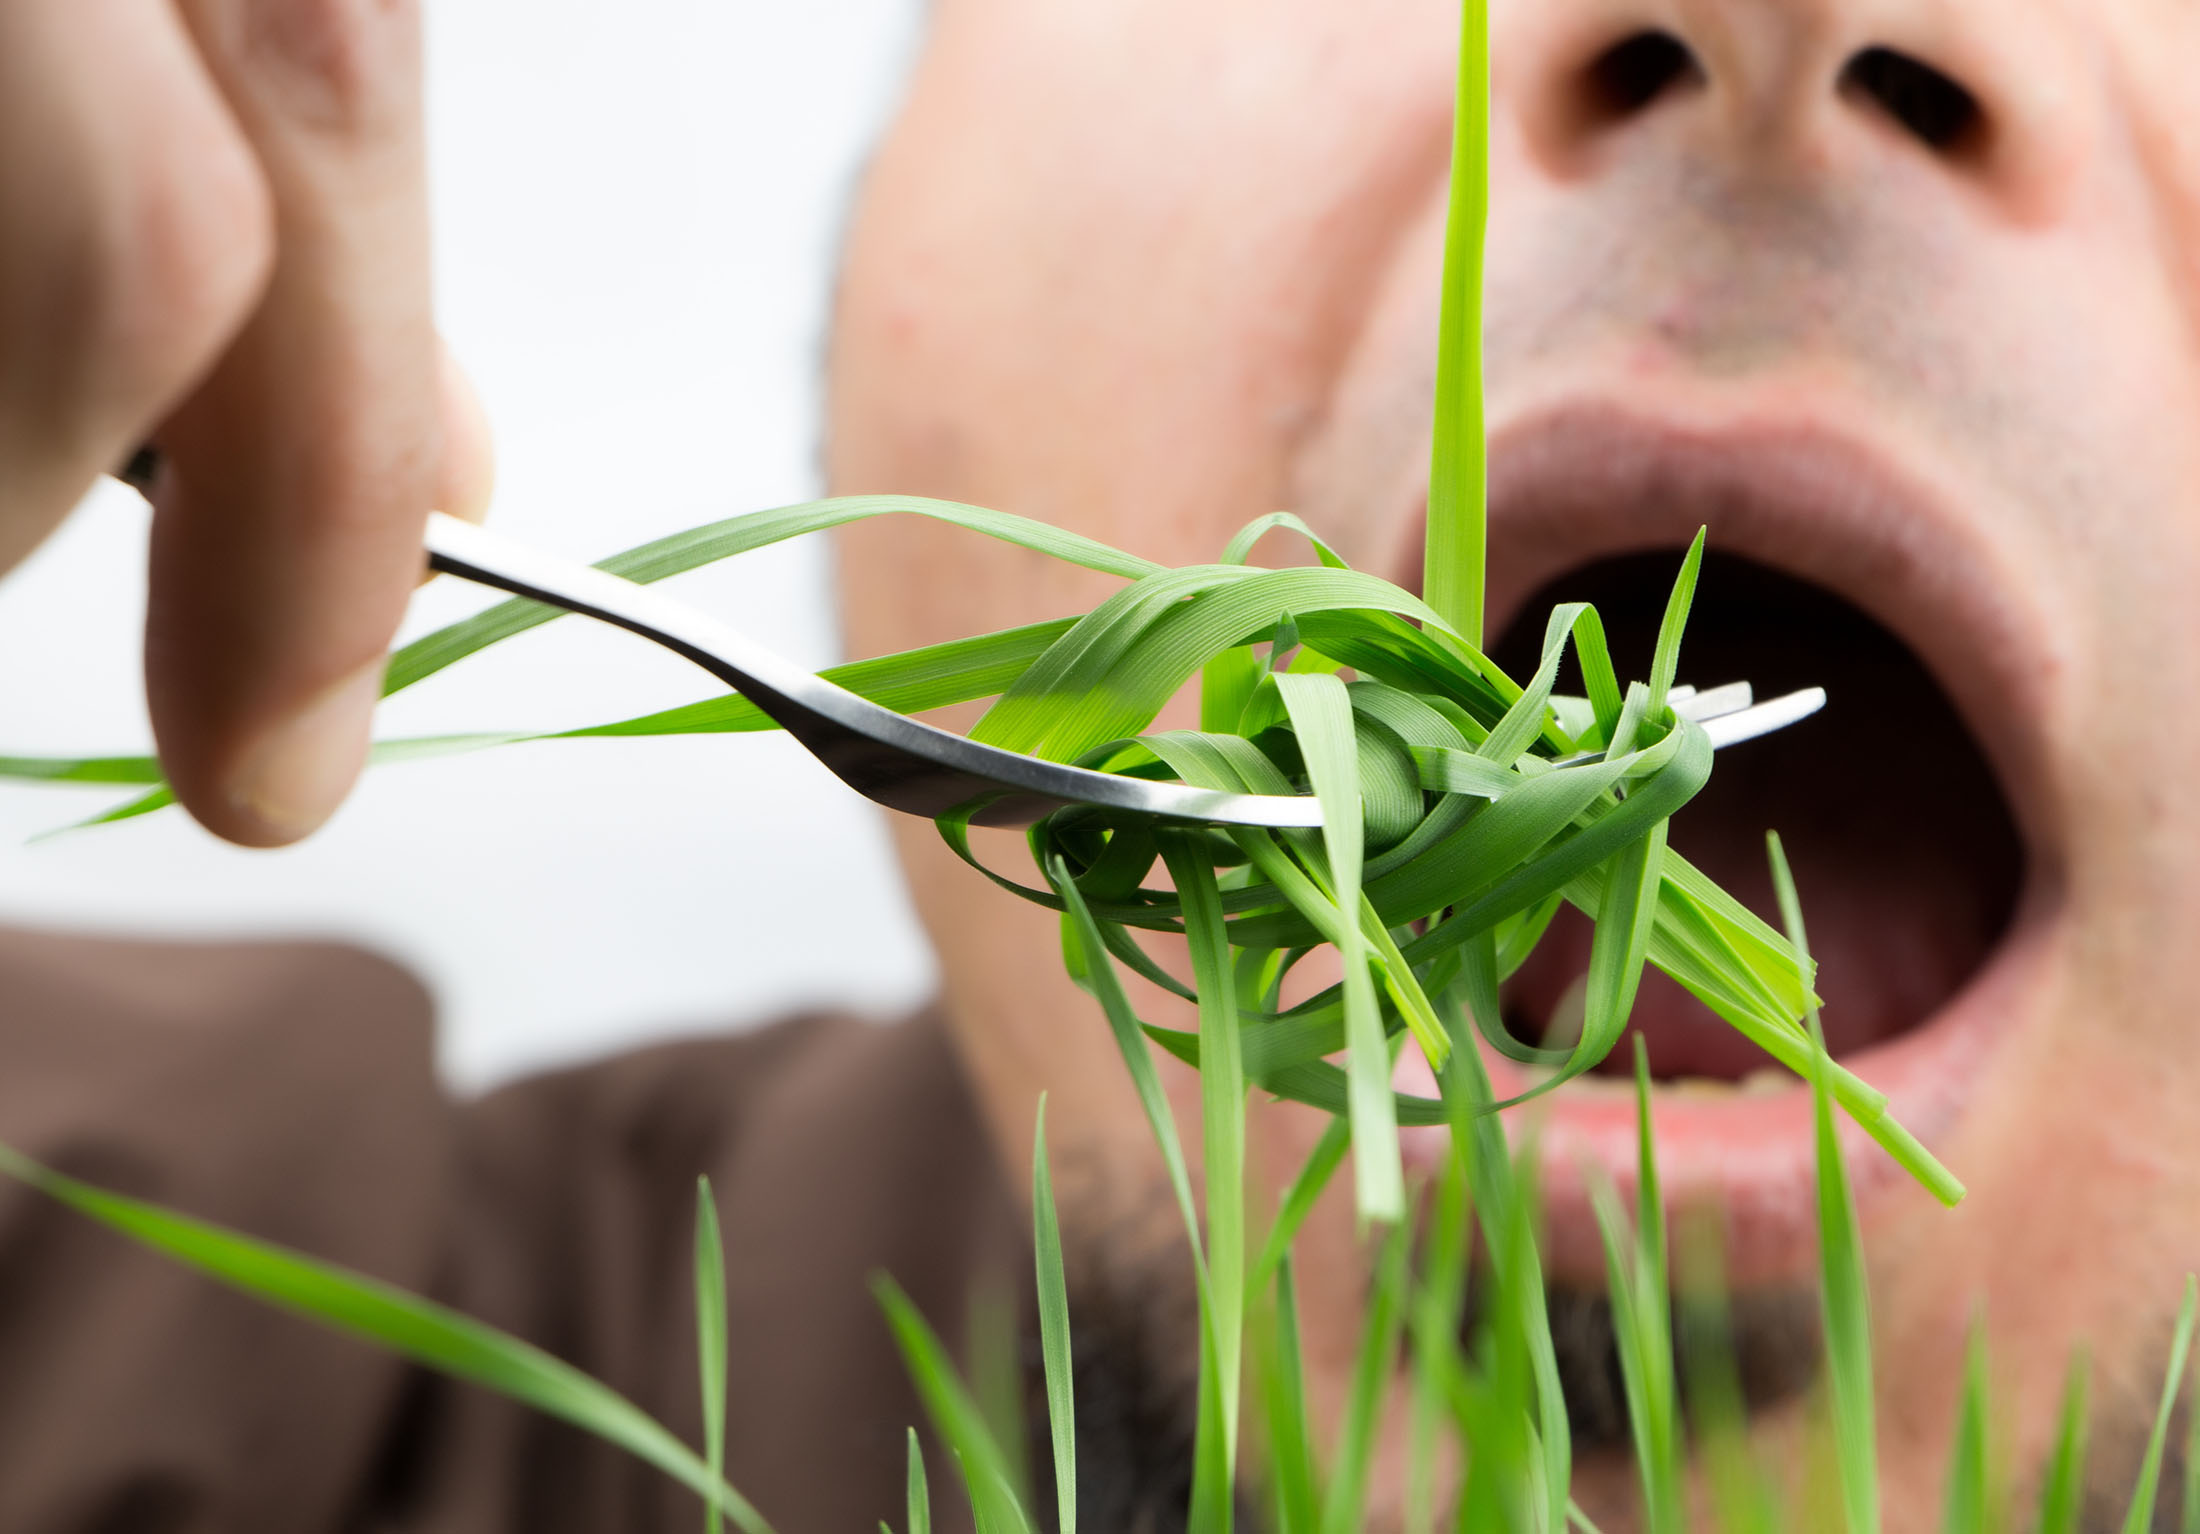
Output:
[{"xmin": 829, "ymin": 0, "xmax": 1460, "ymax": 578}]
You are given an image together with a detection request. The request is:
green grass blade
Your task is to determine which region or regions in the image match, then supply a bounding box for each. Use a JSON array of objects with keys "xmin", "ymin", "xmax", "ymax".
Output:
[
  {"xmin": 1046, "ymin": 854, "xmax": 1205, "ymax": 1266},
  {"xmin": 874, "ymin": 1275, "xmax": 1037, "ymax": 1534},
  {"xmin": 2121, "ymin": 1275, "xmax": 2198, "ymax": 1534},
  {"xmin": 1264, "ymin": 1256, "xmax": 1320, "ymax": 1534},
  {"xmin": 2183, "ymin": 1344, "xmax": 2200, "ymax": 1534},
  {"xmin": 1644, "ymin": 530, "xmax": 1706, "ymax": 718},
  {"xmin": 908, "ymin": 1429, "xmax": 933, "ymax": 1534},
  {"xmin": 1319, "ymin": 1224, "xmax": 1410, "ymax": 1534},
  {"xmin": 1589, "ymin": 1074, "xmax": 1682, "ymax": 1534},
  {"xmin": 388, "ymin": 495, "xmax": 1159, "ymax": 697},
  {"xmin": 1406, "ymin": 1146, "xmax": 1469, "ymax": 1534},
  {"xmin": 0, "ymin": 1142, "xmax": 775, "ymax": 1534},
  {"xmin": 1162, "ymin": 833, "xmax": 1247, "ymax": 1464},
  {"xmin": 0, "ymin": 753, "xmax": 166, "ymax": 784},
  {"xmin": 1940, "ymin": 1320, "xmax": 1994, "ymax": 1534},
  {"xmin": 2035, "ymin": 1354, "xmax": 2090, "ymax": 1534},
  {"xmin": 1422, "ymin": 0, "xmax": 1491, "ymax": 643},
  {"xmin": 696, "ymin": 1177, "xmax": 730, "ymax": 1534},
  {"xmin": 968, "ymin": 1277, "xmax": 1031, "ymax": 1516},
  {"xmin": 1031, "ymin": 1100, "xmax": 1078, "ymax": 1534},
  {"xmin": 1676, "ymin": 1219, "xmax": 1781, "ymax": 1534},
  {"xmin": 1768, "ymin": 831, "xmax": 1879, "ymax": 1534},
  {"xmin": 1274, "ymin": 670, "xmax": 1403, "ymax": 1224},
  {"xmin": 1248, "ymin": 1117, "xmax": 1350, "ymax": 1302}
]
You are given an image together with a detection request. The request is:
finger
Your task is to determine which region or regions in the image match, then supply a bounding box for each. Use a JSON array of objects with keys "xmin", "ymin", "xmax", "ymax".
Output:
[
  {"xmin": 148, "ymin": 0, "xmax": 439, "ymax": 847},
  {"xmin": 435, "ymin": 343, "xmax": 496, "ymax": 525},
  {"xmin": 0, "ymin": 2, "xmax": 272, "ymax": 575}
]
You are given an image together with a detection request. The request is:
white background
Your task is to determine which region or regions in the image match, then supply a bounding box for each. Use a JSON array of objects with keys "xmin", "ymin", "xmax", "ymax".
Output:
[{"xmin": 0, "ymin": 0, "xmax": 937, "ymax": 1091}]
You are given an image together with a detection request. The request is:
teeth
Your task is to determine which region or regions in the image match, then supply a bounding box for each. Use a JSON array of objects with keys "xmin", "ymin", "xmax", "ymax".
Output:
[
  {"xmin": 1672, "ymin": 680, "xmax": 1754, "ymax": 722},
  {"xmin": 1664, "ymin": 1074, "xmax": 1740, "ymax": 1099},
  {"xmin": 1741, "ymin": 1067, "xmax": 1794, "ymax": 1096},
  {"xmin": 1542, "ymin": 973, "xmax": 1590, "ymax": 1052}
]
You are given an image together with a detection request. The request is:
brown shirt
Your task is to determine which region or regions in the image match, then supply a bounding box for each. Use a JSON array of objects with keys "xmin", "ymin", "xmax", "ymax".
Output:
[{"xmin": 0, "ymin": 928, "xmax": 1019, "ymax": 1534}]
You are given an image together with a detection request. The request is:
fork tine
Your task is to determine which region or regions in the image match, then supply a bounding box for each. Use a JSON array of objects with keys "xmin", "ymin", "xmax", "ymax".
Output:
[{"xmin": 1698, "ymin": 687, "xmax": 1826, "ymax": 750}]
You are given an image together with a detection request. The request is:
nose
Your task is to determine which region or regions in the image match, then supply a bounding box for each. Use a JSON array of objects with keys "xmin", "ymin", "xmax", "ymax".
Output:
[{"xmin": 1497, "ymin": 0, "xmax": 2086, "ymax": 224}]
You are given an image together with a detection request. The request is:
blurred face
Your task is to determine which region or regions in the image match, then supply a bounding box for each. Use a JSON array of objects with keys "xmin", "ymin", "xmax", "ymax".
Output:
[{"xmin": 826, "ymin": 0, "xmax": 2200, "ymax": 1524}]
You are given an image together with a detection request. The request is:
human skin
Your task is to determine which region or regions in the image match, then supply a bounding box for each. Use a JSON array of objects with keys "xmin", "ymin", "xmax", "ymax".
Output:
[
  {"xmin": 0, "ymin": 0, "xmax": 489, "ymax": 849},
  {"xmin": 828, "ymin": 0, "xmax": 2200, "ymax": 1526}
]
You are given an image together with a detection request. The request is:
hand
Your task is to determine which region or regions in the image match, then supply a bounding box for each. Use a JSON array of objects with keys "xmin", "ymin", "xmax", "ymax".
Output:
[{"xmin": 0, "ymin": 0, "xmax": 493, "ymax": 847}]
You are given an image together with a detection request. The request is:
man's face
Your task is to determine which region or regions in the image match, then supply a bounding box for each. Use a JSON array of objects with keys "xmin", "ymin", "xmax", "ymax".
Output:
[{"xmin": 826, "ymin": 0, "xmax": 2200, "ymax": 1522}]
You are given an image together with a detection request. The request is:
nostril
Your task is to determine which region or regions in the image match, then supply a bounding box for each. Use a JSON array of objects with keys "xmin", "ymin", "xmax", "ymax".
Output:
[
  {"xmin": 1581, "ymin": 31, "xmax": 1702, "ymax": 123},
  {"xmin": 1840, "ymin": 47, "xmax": 1982, "ymax": 153}
]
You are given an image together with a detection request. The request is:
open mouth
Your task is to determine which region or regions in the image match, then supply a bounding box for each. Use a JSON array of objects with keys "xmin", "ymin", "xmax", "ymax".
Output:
[
  {"xmin": 1392, "ymin": 405, "xmax": 2062, "ymax": 1288},
  {"xmin": 1488, "ymin": 547, "xmax": 2026, "ymax": 1085}
]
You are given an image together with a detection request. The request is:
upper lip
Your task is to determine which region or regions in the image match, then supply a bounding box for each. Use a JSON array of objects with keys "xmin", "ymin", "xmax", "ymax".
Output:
[{"xmin": 1427, "ymin": 399, "xmax": 2072, "ymax": 868}]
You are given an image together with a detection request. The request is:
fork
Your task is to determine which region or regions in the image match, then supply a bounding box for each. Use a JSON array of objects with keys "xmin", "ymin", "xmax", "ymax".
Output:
[{"xmin": 421, "ymin": 512, "xmax": 1825, "ymax": 830}]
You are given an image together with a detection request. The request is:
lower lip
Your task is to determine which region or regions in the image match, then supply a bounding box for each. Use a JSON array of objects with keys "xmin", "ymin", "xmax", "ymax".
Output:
[{"xmin": 1394, "ymin": 917, "xmax": 2048, "ymax": 1285}]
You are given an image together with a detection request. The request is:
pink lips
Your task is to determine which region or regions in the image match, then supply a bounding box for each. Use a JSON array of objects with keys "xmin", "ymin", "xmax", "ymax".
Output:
[{"xmin": 1395, "ymin": 906, "xmax": 2043, "ymax": 1283}]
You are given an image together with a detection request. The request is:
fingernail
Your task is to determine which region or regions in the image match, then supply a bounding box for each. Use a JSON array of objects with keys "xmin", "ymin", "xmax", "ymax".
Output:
[{"xmin": 226, "ymin": 660, "xmax": 384, "ymax": 844}]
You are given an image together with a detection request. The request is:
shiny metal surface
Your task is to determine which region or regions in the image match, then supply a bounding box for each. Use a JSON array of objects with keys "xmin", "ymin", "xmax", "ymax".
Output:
[
  {"xmin": 424, "ymin": 513, "xmax": 1324, "ymax": 829},
  {"xmin": 422, "ymin": 512, "xmax": 1825, "ymax": 832}
]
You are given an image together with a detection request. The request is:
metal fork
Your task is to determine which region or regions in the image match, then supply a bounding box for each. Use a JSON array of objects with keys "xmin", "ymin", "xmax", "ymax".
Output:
[{"xmin": 424, "ymin": 510, "xmax": 1824, "ymax": 830}]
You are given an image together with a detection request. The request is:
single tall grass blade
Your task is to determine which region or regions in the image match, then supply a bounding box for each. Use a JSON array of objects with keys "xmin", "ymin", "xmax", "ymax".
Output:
[
  {"xmin": 908, "ymin": 1428, "xmax": 933, "ymax": 1534},
  {"xmin": 1405, "ymin": 1146, "xmax": 1470, "ymax": 1534},
  {"xmin": 1583, "ymin": 1040, "xmax": 1682, "ymax": 1534},
  {"xmin": 1319, "ymin": 1225, "xmax": 1410, "ymax": 1534},
  {"xmin": 2035, "ymin": 1354, "xmax": 2090, "ymax": 1534},
  {"xmin": 1031, "ymin": 1100, "xmax": 1078, "ymax": 1534},
  {"xmin": 1423, "ymin": 0, "xmax": 1491, "ymax": 643},
  {"xmin": 1676, "ymin": 1216, "xmax": 1781, "ymax": 1534},
  {"xmin": 1248, "ymin": 1117, "xmax": 1349, "ymax": 1304},
  {"xmin": 1162, "ymin": 832, "xmax": 1249, "ymax": 1477},
  {"xmin": 2120, "ymin": 1275, "xmax": 2197, "ymax": 1534},
  {"xmin": 1769, "ymin": 831, "xmax": 1879, "ymax": 1534},
  {"xmin": 1644, "ymin": 530, "xmax": 1706, "ymax": 718},
  {"xmin": 2182, "ymin": 1345, "xmax": 2200, "ymax": 1534},
  {"xmin": 1939, "ymin": 1320, "xmax": 1998, "ymax": 1534},
  {"xmin": 695, "ymin": 1177, "xmax": 731, "ymax": 1534},
  {"xmin": 1261, "ymin": 1255, "xmax": 1320, "ymax": 1534},
  {"xmin": 0, "ymin": 1143, "xmax": 775, "ymax": 1534}
]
